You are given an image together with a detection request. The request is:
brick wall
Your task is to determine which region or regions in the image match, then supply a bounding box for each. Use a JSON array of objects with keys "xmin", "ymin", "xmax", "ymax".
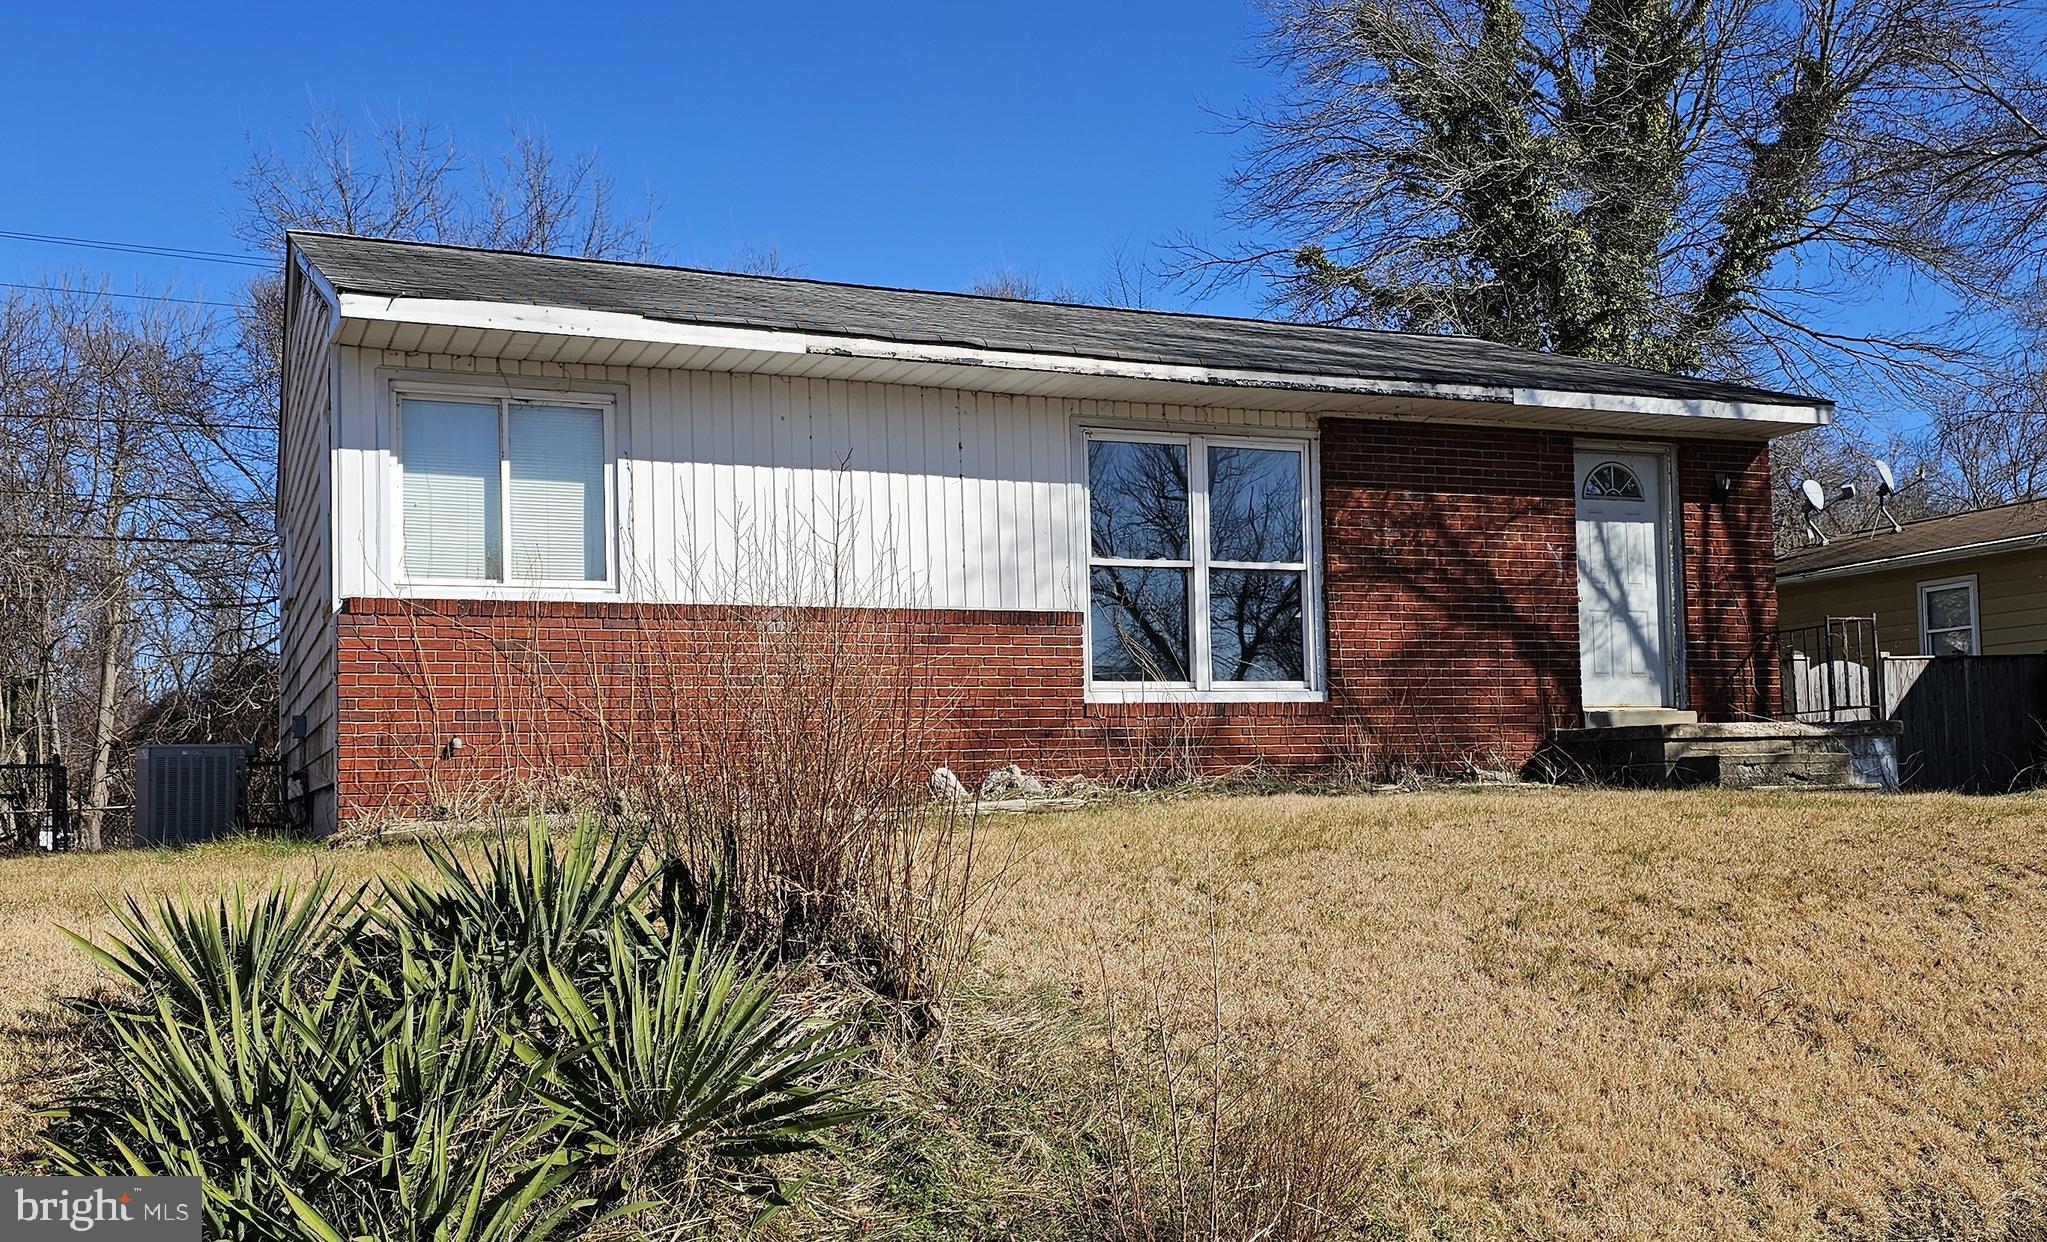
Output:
[
  {"xmin": 1678, "ymin": 437, "xmax": 1781, "ymax": 717},
  {"xmin": 330, "ymin": 417, "xmax": 1778, "ymax": 823}
]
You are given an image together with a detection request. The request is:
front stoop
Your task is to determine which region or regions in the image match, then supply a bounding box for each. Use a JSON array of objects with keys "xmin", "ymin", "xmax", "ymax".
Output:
[
  {"xmin": 1542, "ymin": 720, "xmax": 1903, "ymax": 790},
  {"xmin": 1583, "ymin": 707, "xmax": 1699, "ymax": 728}
]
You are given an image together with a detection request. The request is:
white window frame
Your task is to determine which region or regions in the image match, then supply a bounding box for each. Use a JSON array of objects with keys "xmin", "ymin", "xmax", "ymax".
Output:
[
  {"xmin": 1081, "ymin": 425, "xmax": 1323, "ymax": 703},
  {"xmin": 391, "ymin": 381, "xmax": 619, "ymax": 593},
  {"xmin": 1917, "ymin": 574, "xmax": 1980, "ymax": 656}
]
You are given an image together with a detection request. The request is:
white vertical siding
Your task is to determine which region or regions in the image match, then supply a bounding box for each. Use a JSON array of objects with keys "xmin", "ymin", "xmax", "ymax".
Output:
[{"xmin": 329, "ymin": 347, "xmax": 1314, "ymax": 611}]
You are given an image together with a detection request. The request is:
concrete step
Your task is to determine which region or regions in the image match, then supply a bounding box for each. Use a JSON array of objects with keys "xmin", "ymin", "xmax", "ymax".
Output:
[
  {"xmin": 1542, "ymin": 719, "xmax": 1901, "ymax": 790},
  {"xmin": 1584, "ymin": 708, "xmax": 1699, "ymax": 728}
]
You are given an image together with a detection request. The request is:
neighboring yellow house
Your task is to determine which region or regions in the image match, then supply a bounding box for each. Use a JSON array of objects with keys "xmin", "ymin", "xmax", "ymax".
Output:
[{"xmin": 1777, "ymin": 498, "xmax": 2047, "ymax": 656}]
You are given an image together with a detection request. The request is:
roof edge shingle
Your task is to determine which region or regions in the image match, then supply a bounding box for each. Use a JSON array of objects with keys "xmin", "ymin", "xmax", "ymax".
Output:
[
  {"xmin": 289, "ymin": 231, "xmax": 1830, "ymax": 412},
  {"xmin": 1777, "ymin": 496, "xmax": 2047, "ymax": 578}
]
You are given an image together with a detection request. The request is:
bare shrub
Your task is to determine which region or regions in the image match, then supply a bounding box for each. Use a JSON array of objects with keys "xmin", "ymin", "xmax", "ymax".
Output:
[
  {"xmin": 613, "ymin": 508, "xmax": 1004, "ymax": 1026},
  {"xmin": 1094, "ymin": 917, "xmax": 1379, "ymax": 1242},
  {"xmin": 639, "ymin": 598, "xmax": 994, "ymax": 1019}
]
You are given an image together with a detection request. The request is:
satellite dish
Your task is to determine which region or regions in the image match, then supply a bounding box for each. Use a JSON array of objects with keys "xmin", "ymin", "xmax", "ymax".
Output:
[
  {"xmin": 1797, "ymin": 478, "xmax": 1831, "ymax": 546},
  {"xmin": 1872, "ymin": 459, "xmax": 1903, "ymax": 533}
]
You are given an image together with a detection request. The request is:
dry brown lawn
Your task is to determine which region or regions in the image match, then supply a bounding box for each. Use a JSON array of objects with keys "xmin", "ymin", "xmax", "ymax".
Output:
[
  {"xmin": 3, "ymin": 789, "xmax": 2045, "ymax": 1241},
  {"xmin": 979, "ymin": 787, "xmax": 2047, "ymax": 1241}
]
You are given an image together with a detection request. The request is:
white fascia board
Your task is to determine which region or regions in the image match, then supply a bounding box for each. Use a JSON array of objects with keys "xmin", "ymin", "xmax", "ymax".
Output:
[
  {"xmin": 292, "ymin": 246, "xmax": 344, "ymax": 336},
  {"xmin": 333, "ymin": 293, "xmax": 1832, "ymax": 432},
  {"xmin": 1778, "ymin": 533, "xmax": 2047, "ymax": 584}
]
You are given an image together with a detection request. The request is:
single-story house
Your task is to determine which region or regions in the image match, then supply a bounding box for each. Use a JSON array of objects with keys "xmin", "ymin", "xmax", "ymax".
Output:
[
  {"xmin": 1777, "ymin": 499, "xmax": 2047, "ymax": 656},
  {"xmin": 280, "ymin": 233, "xmax": 1827, "ymax": 833}
]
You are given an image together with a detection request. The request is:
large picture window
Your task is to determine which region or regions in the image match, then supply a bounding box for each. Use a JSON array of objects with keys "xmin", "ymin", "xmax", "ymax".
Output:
[
  {"xmin": 398, "ymin": 393, "xmax": 612, "ymax": 585},
  {"xmin": 1086, "ymin": 430, "xmax": 1316, "ymax": 696}
]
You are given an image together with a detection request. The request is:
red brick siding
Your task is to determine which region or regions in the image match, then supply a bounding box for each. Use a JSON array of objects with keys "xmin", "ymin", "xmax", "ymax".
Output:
[
  {"xmin": 1678, "ymin": 438, "xmax": 1780, "ymax": 718},
  {"xmin": 330, "ymin": 417, "xmax": 1778, "ymax": 822},
  {"xmin": 1320, "ymin": 421, "xmax": 1581, "ymax": 760}
]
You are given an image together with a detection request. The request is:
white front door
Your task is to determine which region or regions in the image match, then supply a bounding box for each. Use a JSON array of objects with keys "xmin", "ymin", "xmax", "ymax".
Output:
[{"xmin": 1575, "ymin": 449, "xmax": 1671, "ymax": 708}]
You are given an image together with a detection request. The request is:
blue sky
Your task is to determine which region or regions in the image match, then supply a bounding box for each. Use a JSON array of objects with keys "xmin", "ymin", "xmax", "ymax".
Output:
[
  {"xmin": 2, "ymin": 0, "xmax": 2016, "ymax": 431},
  {"xmin": 2, "ymin": 1, "xmax": 1273, "ymax": 313}
]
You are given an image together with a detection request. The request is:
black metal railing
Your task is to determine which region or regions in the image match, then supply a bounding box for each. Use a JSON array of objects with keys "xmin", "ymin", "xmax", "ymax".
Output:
[
  {"xmin": 1779, "ymin": 616, "xmax": 1884, "ymax": 722},
  {"xmin": 0, "ymin": 757, "xmax": 71, "ymax": 851}
]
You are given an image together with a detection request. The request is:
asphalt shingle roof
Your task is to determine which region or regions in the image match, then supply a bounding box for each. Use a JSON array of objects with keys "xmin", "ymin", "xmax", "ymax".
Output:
[
  {"xmin": 1777, "ymin": 497, "xmax": 2047, "ymax": 576},
  {"xmin": 291, "ymin": 232, "xmax": 1826, "ymax": 411}
]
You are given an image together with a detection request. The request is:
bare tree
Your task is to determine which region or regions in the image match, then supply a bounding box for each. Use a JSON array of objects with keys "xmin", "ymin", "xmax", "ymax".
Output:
[
  {"xmin": 1192, "ymin": 0, "xmax": 2047, "ymax": 390},
  {"xmin": 229, "ymin": 108, "xmax": 657, "ymax": 262},
  {"xmin": 0, "ymin": 284, "xmax": 243, "ymax": 847},
  {"xmin": 967, "ymin": 266, "xmax": 1086, "ymax": 302},
  {"xmin": 722, "ymin": 243, "xmax": 804, "ymax": 277},
  {"xmin": 1916, "ymin": 302, "xmax": 2047, "ymax": 508},
  {"xmin": 1, "ymin": 111, "xmax": 666, "ymax": 849},
  {"xmin": 1095, "ymin": 237, "xmax": 1162, "ymax": 309}
]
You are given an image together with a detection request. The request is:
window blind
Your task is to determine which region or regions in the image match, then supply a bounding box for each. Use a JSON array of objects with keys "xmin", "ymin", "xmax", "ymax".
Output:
[
  {"xmin": 508, "ymin": 404, "xmax": 606, "ymax": 581},
  {"xmin": 401, "ymin": 398, "xmax": 501, "ymax": 580}
]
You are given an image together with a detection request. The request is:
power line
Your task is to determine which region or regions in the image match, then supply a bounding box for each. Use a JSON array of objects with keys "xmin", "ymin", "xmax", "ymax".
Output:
[
  {"xmin": 0, "ymin": 531, "xmax": 272, "ymax": 547},
  {"xmin": 0, "ymin": 488, "xmax": 268, "ymax": 505},
  {"xmin": 0, "ymin": 229, "xmax": 270, "ymax": 269},
  {"xmin": 0, "ymin": 410, "xmax": 276, "ymax": 434},
  {"xmin": 0, "ymin": 281, "xmax": 246, "ymax": 311}
]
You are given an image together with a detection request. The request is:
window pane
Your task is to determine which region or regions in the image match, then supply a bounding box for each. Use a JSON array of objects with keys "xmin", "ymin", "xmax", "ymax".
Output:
[
  {"xmin": 508, "ymin": 405, "xmax": 607, "ymax": 581},
  {"xmin": 1089, "ymin": 440, "xmax": 1188, "ymax": 560},
  {"xmin": 1925, "ymin": 586, "xmax": 1972, "ymax": 632},
  {"xmin": 1210, "ymin": 569, "xmax": 1305, "ymax": 682},
  {"xmin": 1090, "ymin": 567, "xmax": 1189, "ymax": 681},
  {"xmin": 402, "ymin": 398, "xmax": 501, "ymax": 580},
  {"xmin": 1930, "ymin": 628, "xmax": 1971, "ymax": 656},
  {"xmin": 1208, "ymin": 446, "xmax": 1303, "ymax": 563}
]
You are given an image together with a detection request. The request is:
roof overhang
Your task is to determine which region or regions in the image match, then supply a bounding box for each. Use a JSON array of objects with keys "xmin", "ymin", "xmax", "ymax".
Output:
[
  {"xmin": 325, "ymin": 290, "xmax": 1832, "ymax": 439},
  {"xmin": 1778, "ymin": 532, "xmax": 2047, "ymax": 584}
]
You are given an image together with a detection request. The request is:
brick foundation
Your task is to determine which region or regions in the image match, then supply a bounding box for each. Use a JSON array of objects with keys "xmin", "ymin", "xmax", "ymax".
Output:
[{"xmin": 331, "ymin": 418, "xmax": 1778, "ymax": 823}]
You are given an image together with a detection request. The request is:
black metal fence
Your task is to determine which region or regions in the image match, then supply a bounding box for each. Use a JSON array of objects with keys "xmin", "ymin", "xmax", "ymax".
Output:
[
  {"xmin": 1779, "ymin": 616, "xmax": 1884, "ymax": 723},
  {"xmin": 0, "ymin": 758, "xmax": 71, "ymax": 851}
]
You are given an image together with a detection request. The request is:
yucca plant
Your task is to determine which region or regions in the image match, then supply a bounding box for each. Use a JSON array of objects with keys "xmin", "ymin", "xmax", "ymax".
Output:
[
  {"xmin": 46, "ymin": 935, "xmax": 604, "ymax": 1242},
  {"xmin": 65, "ymin": 873, "xmax": 362, "ymax": 1021},
  {"xmin": 42, "ymin": 954, "xmax": 376, "ymax": 1239},
  {"xmin": 372, "ymin": 819, "xmax": 659, "ymax": 1004},
  {"xmin": 42, "ymin": 817, "xmax": 870, "ymax": 1239},
  {"xmin": 278, "ymin": 961, "xmax": 608, "ymax": 1242},
  {"xmin": 524, "ymin": 920, "xmax": 870, "ymax": 1168}
]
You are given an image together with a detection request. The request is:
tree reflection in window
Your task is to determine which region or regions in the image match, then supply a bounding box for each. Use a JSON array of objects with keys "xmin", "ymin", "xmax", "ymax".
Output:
[
  {"xmin": 1209, "ymin": 447, "xmax": 1303, "ymax": 562},
  {"xmin": 1210, "ymin": 569, "xmax": 1304, "ymax": 681},
  {"xmin": 1089, "ymin": 440, "xmax": 1188, "ymax": 560},
  {"xmin": 1582, "ymin": 462, "xmax": 1644, "ymax": 500},
  {"xmin": 1086, "ymin": 433, "xmax": 1311, "ymax": 690},
  {"xmin": 1207, "ymin": 446, "xmax": 1305, "ymax": 682},
  {"xmin": 1090, "ymin": 567, "xmax": 1190, "ymax": 680}
]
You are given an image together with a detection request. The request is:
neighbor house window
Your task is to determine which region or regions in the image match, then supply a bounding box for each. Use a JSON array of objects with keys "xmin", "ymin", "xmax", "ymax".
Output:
[
  {"xmin": 398, "ymin": 393, "xmax": 611, "ymax": 585},
  {"xmin": 1085, "ymin": 430, "xmax": 1316, "ymax": 695},
  {"xmin": 1918, "ymin": 575, "xmax": 1979, "ymax": 656}
]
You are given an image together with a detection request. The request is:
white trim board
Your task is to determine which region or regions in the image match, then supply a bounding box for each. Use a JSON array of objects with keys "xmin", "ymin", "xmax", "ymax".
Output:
[{"xmin": 328, "ymin": 293, "xmax": 1830, "ymax": 438}]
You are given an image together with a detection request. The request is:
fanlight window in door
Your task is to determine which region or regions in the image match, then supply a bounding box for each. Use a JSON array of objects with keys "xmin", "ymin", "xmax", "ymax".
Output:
[{"xmin": 1583, "ymin": 461, "xmax": 1644, "ymax": 500}]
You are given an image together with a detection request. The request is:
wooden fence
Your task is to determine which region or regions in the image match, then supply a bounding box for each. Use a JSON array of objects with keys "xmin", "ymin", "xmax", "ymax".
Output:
[{"xmin": 1883, "ymin": 655, "xmax": 2047, "ymax": 792}]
